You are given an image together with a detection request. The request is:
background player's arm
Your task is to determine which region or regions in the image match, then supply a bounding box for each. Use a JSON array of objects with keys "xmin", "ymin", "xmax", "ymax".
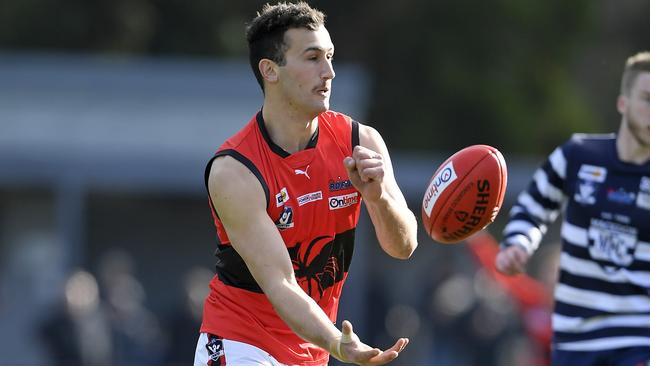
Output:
[
  {"xmin": 208, "ymin": 156, "xmax": 406, "ymax": 364},
  {"xmin": 496, "ymin": 145, "xmax": 568, "ymax": 275},
  {"xmin": 345, "ymin": 125, "xmax": 418, "ymax": 259}
]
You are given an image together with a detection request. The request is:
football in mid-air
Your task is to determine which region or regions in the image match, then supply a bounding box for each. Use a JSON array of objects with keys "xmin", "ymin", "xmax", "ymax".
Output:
[{"xmin": 421, "ymin": 145, "xmax": 507, "ymax": 244}]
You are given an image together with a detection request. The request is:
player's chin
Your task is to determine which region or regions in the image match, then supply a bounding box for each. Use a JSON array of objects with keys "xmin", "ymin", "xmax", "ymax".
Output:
[{"xmin": 317, "ymin": 100, "xmax": 330, "ymax": 112}]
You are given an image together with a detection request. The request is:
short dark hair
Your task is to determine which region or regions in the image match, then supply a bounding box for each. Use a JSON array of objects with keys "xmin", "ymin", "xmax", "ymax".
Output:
[
  {"xmin": 621, "ymin": 51, "xmax": 650, "ymax": 96},
  {"xmin": 246, "ymin": 2, "xmax": 326, "ymax": 91}
]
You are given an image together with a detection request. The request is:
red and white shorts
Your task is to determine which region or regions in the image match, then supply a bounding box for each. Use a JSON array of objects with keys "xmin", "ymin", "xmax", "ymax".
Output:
[{"xmin": 193, "ymin": 333, "xmax": 286, "ymax": 366}]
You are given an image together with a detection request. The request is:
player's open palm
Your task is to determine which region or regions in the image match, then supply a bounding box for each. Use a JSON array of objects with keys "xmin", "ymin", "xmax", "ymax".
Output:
[
  {"xmin": 333, "ymin": 320, "xmax": 408, "ymax": 365},
  {"xmin": 344, "ymin": 146, "xmax": 385, "ymax": 202}
]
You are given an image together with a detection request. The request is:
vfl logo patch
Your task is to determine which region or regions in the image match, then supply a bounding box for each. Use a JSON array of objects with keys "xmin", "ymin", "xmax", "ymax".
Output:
[
  {"xmin": 297, "ymin": 191, "xmax": 323, "ymax": 206},
  {"xmin": 275, "ymin": 187, "xmax": 289, "ymax": 207},
  {"xmin": 423, "ymin": 162, "xmax": 458, "ymax": 217},
  {"xmin": 206, "ymin": 337, "xmax": 224, "ymax": 361},
  {"xmin": 275, "ymin": 206, "xmax": 294, "ymax": 229},
  {"xmin": 329, "ymin": 192, "xmax": 359, "ymax": 210}
]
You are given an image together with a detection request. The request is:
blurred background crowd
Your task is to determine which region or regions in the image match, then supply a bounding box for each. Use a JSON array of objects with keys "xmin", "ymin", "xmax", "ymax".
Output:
[{"xmin": 0, "ymin": 0, "xmax": 649, "ymax": 365}]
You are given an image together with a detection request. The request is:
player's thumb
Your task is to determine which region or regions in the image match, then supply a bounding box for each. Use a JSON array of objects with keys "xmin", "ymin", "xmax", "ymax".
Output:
[
  {"xmin": 343, "ymin": 157, "xmax": 356, "ymax": 173},
  {"xmin": 341, "ymin": 320, "xmax": 354, "ymax": 343}
]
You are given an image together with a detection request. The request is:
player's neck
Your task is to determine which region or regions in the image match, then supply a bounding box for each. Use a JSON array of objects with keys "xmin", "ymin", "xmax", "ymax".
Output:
[
  {"xmin": 262, "ymin": 100, "xmax": 319, "ymax": 154},
  {"xmin": 616, "ymin": 120, "xmax": 650, "ymax": 164}
]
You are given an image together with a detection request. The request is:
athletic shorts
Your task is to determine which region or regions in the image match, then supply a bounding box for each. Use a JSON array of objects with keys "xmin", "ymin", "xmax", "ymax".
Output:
[
  {"xmin": 193, "ymin": 333, "xmax": 286, "ymax": 366},
  {"xmin": 552, "ymin": 346, "xmax": 650, "ymax": 366}
]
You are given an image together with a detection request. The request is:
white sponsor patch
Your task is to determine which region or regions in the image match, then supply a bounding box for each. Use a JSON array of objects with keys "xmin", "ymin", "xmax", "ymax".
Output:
[
  {"xmin": 578, "ymin": 164, "xmax": 607, "ymax": 183},
  {"xmin": 275, "ymin": 187, "xmax": 289, "ymax": 207},
  {"xmin": 423, "ymin": 161, "xmax": 458, "ymax": 217},
  {"xmin": 297, "ymin": 191, "xmax": 322, "ymax": 206},
  {"xmin": 637, "ymin": 192, "xmax": 650, "ymax": 210},
  {"xmin": 329, "ymin": 192, "xmax": 359, "ymax": 210},
  {"xmin": 640, "ymin": 177, "xmax": 650, "ymax": 193}
]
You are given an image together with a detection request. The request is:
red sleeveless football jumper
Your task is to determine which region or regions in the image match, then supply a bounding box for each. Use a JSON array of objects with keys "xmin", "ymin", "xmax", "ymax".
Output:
[{"xmin": 201, "ymin": 110, "xmax": 361, "ymax": 365}]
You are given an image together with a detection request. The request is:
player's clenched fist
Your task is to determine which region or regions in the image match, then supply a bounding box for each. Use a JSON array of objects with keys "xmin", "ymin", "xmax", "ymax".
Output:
[
  {"xmin": 495, "ymin": 245, "xmax": 530, "ymax": 275},
  {"xmin": 344, "ymin": 146, "xmax": 385, "ymax": 201}
]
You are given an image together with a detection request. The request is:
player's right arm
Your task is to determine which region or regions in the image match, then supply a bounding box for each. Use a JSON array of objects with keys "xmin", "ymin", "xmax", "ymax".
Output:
[
  {"xmin": 208, "ymin": 156, "xmax": 407, "ymax": 365},
  {"xmin": 496, "ymin": 145, "xmax": 568, "ymax": 275}
]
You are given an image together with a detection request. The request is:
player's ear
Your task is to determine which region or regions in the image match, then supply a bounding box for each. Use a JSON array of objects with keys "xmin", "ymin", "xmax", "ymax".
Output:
[
  {"xmin": 259, "ymin": 59, "xmax": 279, "ymax": 84},
  {"xmin": 616, "ymin": 94, "xmax": 627, "ymax": 114}
]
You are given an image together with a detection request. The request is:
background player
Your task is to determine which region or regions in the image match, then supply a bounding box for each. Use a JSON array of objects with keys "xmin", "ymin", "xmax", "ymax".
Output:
[{"xmin": 495, "ymin": 51, "xmax": 650, "ymax": 365}]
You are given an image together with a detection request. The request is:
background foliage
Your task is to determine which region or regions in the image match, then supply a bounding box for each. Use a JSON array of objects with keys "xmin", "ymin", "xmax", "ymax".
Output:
[{"xmin": 2, "ymin": 0, "xmax": 649, "ymax": 155}]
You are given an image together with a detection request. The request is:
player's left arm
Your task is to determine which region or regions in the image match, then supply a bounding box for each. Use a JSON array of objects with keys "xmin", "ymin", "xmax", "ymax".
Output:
[{"xmin": 344, "ymin": 124, "xmax": 418, "ymax": 259}]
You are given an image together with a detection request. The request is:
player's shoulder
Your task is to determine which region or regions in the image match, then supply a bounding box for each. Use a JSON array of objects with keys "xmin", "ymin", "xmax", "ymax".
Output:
[
  {"xmin": 563, "ymin": 132, "xmax": 615, "ymax": 155},
  {"xmin": 208, "ymin": 154, "xmax": 265, "ymax": 201},
  {"xmin": 565, "ymin": 132, "xmax": 615, "ymax": 149},
  {"xmin": 568, "ymin": 132, "xmax": 615, "ymax": 144}
]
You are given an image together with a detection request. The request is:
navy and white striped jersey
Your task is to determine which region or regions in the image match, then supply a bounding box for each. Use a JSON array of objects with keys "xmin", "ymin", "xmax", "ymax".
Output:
[{"xmin": 502, "ymin": 133, "xmax": 650, "ymax": 351}]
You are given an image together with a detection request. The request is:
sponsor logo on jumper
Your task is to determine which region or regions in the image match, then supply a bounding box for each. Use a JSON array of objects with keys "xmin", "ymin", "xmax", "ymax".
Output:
[
  {"xmin": 574, "ymin": 181, "xmax": 597, "ymax": 205},
  {"xmin": 588, "ymin": 218, "xmax": 638, "ymax": 267},
  {"xmin": 640, "ymin": 177, "xmax": 650, "ymax": 192},
  {"xmin": 329, "ymin": 178, "xmax": 353, "ymax": 192},
  {"xmin": 295, "ymin": 165, "xmax": 311, "ymax": 179},
  {"xmin": 442, "ymin": 180, "xmax": 490, "ymax": 241},
  {"xmin": 298, "ymin": 191, "xmax": 323, "ymax": 206},
  {"xmin": 206, "ymin": 337, "xmax": 224, "ymax": 361},
  {"xmin": 607, "ymin": 188, "xmax": 635, "ymax": 205},
  {"xmin": 329, "ymin": 192, "xmax": 359, "ymax": 210},
  {"xmin": 578, "ymin": 164, "xmax": 607, "ymax": 183},
  {"xmin": 275, "ymin": 187, "xmax": 289, "ymax": 207},
  {"xmin": 275, "ymin": 206, "xmax": 294, "ymax": 229},
  {"xmin": 637, "ymin": 192, "xmax": 650, "ymax": 210},
  {"xmin": 423, "ymin": 161, "xmax": 458, "ymax": 217}
]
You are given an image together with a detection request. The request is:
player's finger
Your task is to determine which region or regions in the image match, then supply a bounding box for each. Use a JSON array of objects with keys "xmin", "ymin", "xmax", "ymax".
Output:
[
  {"xmin": 359, "ymin": 166, "xmax": 384, "ymax": 182},
  {"xmin": 366, "ymin": 349, "xmax": 399, "ymax": 364},
  {"xmin": 387, "ymin": 338, "xmax": 408, "ymax": 354},
  {"xmin": 352, "ymin": 145, "xmax": 374, "ymax": 160}
]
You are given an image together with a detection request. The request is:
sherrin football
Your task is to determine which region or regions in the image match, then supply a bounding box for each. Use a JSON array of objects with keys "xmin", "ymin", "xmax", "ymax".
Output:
[{"xmin": 421, "ymin": 145, "xmax": 507, "ymax": 244}]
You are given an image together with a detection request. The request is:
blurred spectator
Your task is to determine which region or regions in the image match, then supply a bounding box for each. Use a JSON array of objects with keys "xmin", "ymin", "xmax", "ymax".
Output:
[
  {"xmin": 97, "ymin": 249, "xmax": 166, "ymax": 365},
  {"xmin": 40, "ymin": 269, "xmax": 113, "ymax": 366},
  {"xmin": 164, "ymin": 266, "xmax": 213, "ymax": 365}
]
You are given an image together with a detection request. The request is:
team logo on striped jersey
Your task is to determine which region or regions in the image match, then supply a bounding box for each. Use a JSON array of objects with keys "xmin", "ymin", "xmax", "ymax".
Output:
[
  {"xmin": 588, "ymin": 218, "xmax": 637, "ymax": 267},
  {"xmin": 574, "ymin": 181, "xmax": 597, "ymax": 205}
]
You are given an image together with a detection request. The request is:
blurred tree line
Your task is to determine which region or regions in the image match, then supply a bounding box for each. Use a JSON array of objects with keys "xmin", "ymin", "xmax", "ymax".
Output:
[{"xmin": 2, "ymin": 0, "xmax": 649, "ymax": 155}]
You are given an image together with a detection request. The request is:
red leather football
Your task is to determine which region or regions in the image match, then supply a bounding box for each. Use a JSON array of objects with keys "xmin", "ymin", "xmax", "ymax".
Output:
[{"xmin": 421, "ymin": 145, "xmax": 507, "ymax": 244}]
